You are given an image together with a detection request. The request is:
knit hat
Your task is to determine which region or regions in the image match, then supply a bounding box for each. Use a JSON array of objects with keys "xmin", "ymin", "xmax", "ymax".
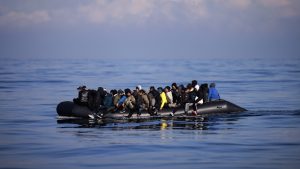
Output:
[{"xmin": 136, "ymin": 85, "xmax": 142, "ymax": 90}]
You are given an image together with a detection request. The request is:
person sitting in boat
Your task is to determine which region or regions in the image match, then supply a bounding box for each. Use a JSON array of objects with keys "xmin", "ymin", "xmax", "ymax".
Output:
[
  {"xmin": 164, "ymin": 86, "xmax": 172, "ymax": 104},
  {"xmin": 191, "ymin": 80, "xmax": 198, "ymax": 88},
  {"xmin": 132, "ymin": 85, "xmax": 142, "ymax": 101},
  {"xmin": 169, "ymin": 83, "xmax": 183, "ymax": 116},
  {"xmin": 184, "ymin": 83, "xmax": 197, "ymax": 115},
  {"xmin": 171, "ymin": 83, "xmax": 180, "ymax": 105},
  {"xmin": 113, "ymin": 89, "xmax": 123, "ymax": 108},
  {"xmin": 148, "ymin": 86, "xmax": 161, "ymax": 115},
  {"xmin": 178, "ymin": 84, "xmax": 186, "ymax": 105},
  {"xmin": 73, "ymin": 85, "xmax": 88, "ymax": 106},
  {"xmin": 208, "ymin": 82, "xmax": 220, "ymax": 101},
  {"xmin": 200, "ymin": 83, "xmax": 209, "ymax": 103},
  {"xmin": 190, "ymin": 84, "xmax": 205, "ymax": 115},
  {"xmin": 136, "ymin": 89, "xmax": 150, "ymax": 115},
  {"xmin": 124, "ymin": 89, "xmax": 136, "ymax": 117},
  {"xmin": 116, "ymin": 90, "xmax": 126, "ymax": 110},
  {"xmin": 194, "ymin": 85, "xmax": 204, "ymax": 104},
  {"xmin": 103, "ymin": 90, "xmax": 114, "ymax": 110},
  {"xmin": 157, "ymin": 87, "xmax": 167, "ymax": 110},
  {"xmin": 103, "ymin": 89, "xmax": 117, "ymax": 112},
  {"xmin": 96, "ymin": 87, "xmax": 106, "ymax": 108},
  {"xmin": 87, "ymin": 89, "xmax": 98, "ymax": 111},
  {"xmin": 110, "ymin": 89, "xmax": 118, "ymax": 104},
  {"xmin": 164, "ymin": 86, "xmax": 176, "ymax": 108}
]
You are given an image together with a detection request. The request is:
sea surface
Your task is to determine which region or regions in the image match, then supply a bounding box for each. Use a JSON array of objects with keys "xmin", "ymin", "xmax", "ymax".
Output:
[{"xmin": 0, "ymin": 58, "xmax": 300, "ymax": 169}]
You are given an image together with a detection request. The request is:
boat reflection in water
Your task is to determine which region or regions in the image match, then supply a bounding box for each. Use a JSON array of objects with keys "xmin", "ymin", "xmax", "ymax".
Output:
[{"xmin": 56, "ymin": 113, "xmax": 242, "ymax": 131}]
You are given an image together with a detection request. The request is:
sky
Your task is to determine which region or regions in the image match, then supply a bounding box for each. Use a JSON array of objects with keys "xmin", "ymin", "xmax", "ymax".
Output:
[{"xmin": 0, "ymin": 0, "xmax": 300, "ymax": 60}]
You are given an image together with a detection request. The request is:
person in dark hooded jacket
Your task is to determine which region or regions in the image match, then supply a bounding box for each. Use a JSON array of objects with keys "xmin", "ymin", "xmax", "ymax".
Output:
[
  {"xmin": 88, "ymin": 89, "xmax": 98, "ymax": 111},
  {"xmin": 103, "ymin": 91, "xmax": 113, "ymax": 109},
  {"xmin": 200, "ymin": 83, "xmax": 209, "ymax": 103},
  {"xmin": 148, "ymin": 86, "xmax": 161, "ymax": 115},
  {"xmin": 96, "ymin": 87, "xmax": 106, "ymax": 108},
  {"xmin": 136, "ymin": 89, "xmax": 150, "ymax": 114},
  {"xmin": 171, "ymin": 83, "xmax": 180, "ymax": 105},
  {"xmin": 184, "ymin": 83, "xmax": 197, "ymax": 114}
]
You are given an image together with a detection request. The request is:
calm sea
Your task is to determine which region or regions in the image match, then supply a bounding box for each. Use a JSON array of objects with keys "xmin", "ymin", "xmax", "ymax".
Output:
[{"xmin": 0, "ymin": 58, "xmax": 300, "ymax": 169}]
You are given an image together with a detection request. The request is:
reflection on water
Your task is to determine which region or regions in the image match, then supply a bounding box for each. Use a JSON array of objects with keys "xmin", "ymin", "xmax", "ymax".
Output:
[{"xmin": 56, "ymin": 113, "xmax": 243, "ymax": 131}]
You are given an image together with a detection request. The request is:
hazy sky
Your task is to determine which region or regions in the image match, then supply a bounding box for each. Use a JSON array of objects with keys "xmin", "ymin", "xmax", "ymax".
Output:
[{"xmin": 0, "ymin": 0, "xmax": 300, "ymax": 60}]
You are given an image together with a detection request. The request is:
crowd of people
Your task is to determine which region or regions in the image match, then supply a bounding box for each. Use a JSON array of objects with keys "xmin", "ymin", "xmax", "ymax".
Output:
[{"xmin": 73, "ymin": 80, "xmax": 220, "ymax": 117}]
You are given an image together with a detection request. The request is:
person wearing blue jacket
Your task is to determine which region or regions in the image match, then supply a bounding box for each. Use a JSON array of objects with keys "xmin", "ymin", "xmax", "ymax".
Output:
[
  {"xmin": 208, "ymin": 83, "xmax": 220, "ymax": 101},
  {"xmin": 117, "ymin": 95, "xmax": 127, "ymax": 107}
]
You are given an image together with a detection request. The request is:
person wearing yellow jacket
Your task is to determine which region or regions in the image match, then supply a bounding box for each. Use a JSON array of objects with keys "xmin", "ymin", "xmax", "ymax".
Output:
[{"xmin": 157, "ymin": 87, "xmax": 167, "ymax": 110}]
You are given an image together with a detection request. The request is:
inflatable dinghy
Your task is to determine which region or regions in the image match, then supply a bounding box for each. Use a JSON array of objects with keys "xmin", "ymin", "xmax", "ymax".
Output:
[{"xmin": 56, "ymin": 99, "xmax": 247, "ymax": 119}]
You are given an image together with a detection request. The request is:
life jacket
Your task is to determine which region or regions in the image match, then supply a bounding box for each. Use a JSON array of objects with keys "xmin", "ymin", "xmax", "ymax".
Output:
[
  {"xmin": 160, "ymin": 92, "xmax": 167, "ymax": 109},
  {"xmin": 171, "ymin": 89, "xmax": 180, "ymax": 104}
]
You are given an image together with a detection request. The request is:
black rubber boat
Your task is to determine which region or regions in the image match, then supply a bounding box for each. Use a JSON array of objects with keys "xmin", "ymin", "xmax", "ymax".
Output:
[{"xmin": 56, "ymin": 99, "xmax": 247, "ymax": 119}]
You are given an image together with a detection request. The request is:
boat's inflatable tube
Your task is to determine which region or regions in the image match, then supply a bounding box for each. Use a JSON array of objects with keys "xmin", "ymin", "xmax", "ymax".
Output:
[{"xmin": 56, "ymin": 100, "xmax": 247, "ymax": 119}]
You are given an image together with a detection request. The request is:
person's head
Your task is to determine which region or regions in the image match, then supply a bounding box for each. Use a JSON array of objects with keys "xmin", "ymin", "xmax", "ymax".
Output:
[
  {"xmin": 201, "ymin": 83, "xmax": 208, "ymax": 89},
  {"xmin": 164, "ymin": 86, "xmax": 171, "ymax": 92},
  {"xmin": 98, "ymin": 87, "xmax": 106, "ymax": 95},
  {"xmin": 118, "ymin": 89, "xmax": 124, "ymax": 95},
  {"xmin": 125, "ymin": 88, "xmax": 132, "ymax": 96},
  {"xmin": 136, "ymin": 85, "xmax": 142, "ymax": 91},
  {"xmin": 192, "ymin": 80, "xmax": 198, "ymax": 87},
  {"xmin": 110, "ymin": 89, "xmax": 117, "ymax": 96},
  {"xmin": 210, "ymin": 83, "xmax": 216, "ymax": 88},
  {"xmin": 171, "ymin": 83, "xmax": 178, "ymax": 89},
  {"xmin": 150, "ymin": 86, "xmax": 155, "ymax": 92},
  {"xmin": 139, "ymin": 89, "xmax": 146, "ymax": 95},
  {"xmin": 77, "ymin": 85, "xmax": 87, "ymax": 91},
  {"xmin": 164, "ymin": 88, "xmax": 168, "ymax": 93},
  {"xmin": 178, "ymin": 84, "xmax": 185, "ymax": 91},
  {"xmin": 157, "ymin": 87, "xmax": 163, "ymax": 93}
]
